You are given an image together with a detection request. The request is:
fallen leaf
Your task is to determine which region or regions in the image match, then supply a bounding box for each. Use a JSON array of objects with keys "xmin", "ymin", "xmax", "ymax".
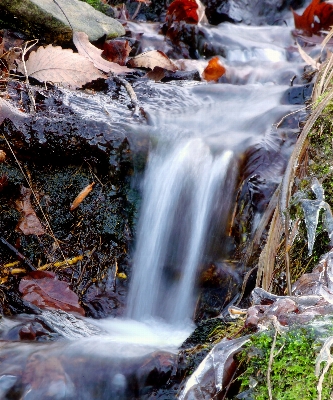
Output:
[
  {"xmin": 0, "ymin": 150, "xmax": 6, "ymax": 162},
  {"xmin": 202, "ymin": 57, "xmax": 226, "ymax": 81},
  {"xmin": 293, "ymin": 0, "xmax": 333, "ymax": 36},
  {"xmin": 166, "ymin": 0, "xmax": 205, "ymax": 24},
  {"xmin": 296, "ymin": 41, "xmax": 320, "ymax": 69},
  {"xmin": 73, "ymin": 31, "xmax": 131, "ymax": 74},
  {"xmin": 146, "ymin": 66, "xmax": 167, "ymax": 81},
  {"xmin": 19, "ymin": 270, "xmax": 85, "ymax": 316},
  {"xmin": 127, "ymin": 50, "xmax": 178, "ymax": 71},
  {"xmin": 102, "ymin": 39, "xmax": 131, "ymax": 66},
  {"xmin": 70, "ymin": 182, "xmax": 95, "ymax": 211},
  {"xmin": 17, "ymin": 44, "xmax": 104, "ymax": 89},
  {"xmin": 16, "ymin": 186, "xmax": 45, "ymax": 236}
]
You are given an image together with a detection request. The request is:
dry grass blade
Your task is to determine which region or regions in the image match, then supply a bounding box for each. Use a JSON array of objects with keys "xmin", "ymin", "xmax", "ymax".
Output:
[
  {"xmin": 314, "ymin": 52, "xmax": 333, "ymax": 100},
  {"xmin": 257, "ymin": 206, "xmax": 282, "ymax": 290},
  {"xmin": 296, "ymin": 41, "xmax": 320, "ymax": 70},
  {"xmin": 257, "ymin": 62, "xmax": 333, "ymax": 293},
  {"xmin": 321, "ymin": 25, "xmax": 333, "ymax": 52}
]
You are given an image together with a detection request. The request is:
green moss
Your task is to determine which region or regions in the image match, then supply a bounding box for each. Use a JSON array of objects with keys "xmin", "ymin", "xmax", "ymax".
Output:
[
  {"xmin": 78, "ymin": 0, "xmax": 109, "ymax": 13},
  {"xmin": 237, "ymin": 325, "xmax": 333, "ymax": 400}
]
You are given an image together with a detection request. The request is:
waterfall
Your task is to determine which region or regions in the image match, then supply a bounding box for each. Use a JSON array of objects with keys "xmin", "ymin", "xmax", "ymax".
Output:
[{"xmin": 127, "ymin": 138, "xmax": 236, "ymax": 323}]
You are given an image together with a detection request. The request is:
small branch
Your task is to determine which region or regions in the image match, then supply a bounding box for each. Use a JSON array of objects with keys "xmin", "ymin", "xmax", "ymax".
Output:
[
  {"xmin": 21, "ymin": 40, "xmax": 38, "ymax": 114},
  {"xmin": 267, "ymin": 326, "xmax": 278, "ymax": 400},
  {"xmin": 131, "ymin": 2, "xmax": 141, "ymax": 20},
  {"xmin": 0, "ymin": 236, "xmax": 36, "ymax": 271},
  {"xmin": 113, "ymin": 76, "xmax": 141, "ymax": 117}
]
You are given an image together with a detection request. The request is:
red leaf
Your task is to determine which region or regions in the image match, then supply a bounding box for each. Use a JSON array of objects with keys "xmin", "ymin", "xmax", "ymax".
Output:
[
  {"xmin": 102, "ymin": 40, "xmax": 131, "ymax": 66},
  {"xmin": 202, "ymin": 57, "xmax": 226, "ymax": 81},
  {"xmin": 166, "ymin": 0, "xmax": 200, "ymax": 24},
  {"xmin": 19, "ymin": 270, "xmax": 85, "ymax": 316},
  {"xmin": 293, "ymin": 0, "xmax": 333, "ymax": 36}
]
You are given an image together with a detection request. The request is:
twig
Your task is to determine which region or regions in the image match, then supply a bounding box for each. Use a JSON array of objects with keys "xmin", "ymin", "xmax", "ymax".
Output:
[
  {"xmin": 0, "ymin": 236, "xmax": 36, "ymax": 271},
  {"xmin": 21, "ymin": 40, "xmax": 38, "ymax": 114},
  {"xmin": 53, "ymin": 0, "xmax": 74, "ymax": 30},
  {"xmin": 267, "ymin": 325, "xmax": 278, "ymax": 400},
  {"xmin": 113, "ymin": 76, "xmax": 141, "ymax": 117},
  {"xmin": 131, "ymin": 2, "xmax": 141, "ymax": 20}
]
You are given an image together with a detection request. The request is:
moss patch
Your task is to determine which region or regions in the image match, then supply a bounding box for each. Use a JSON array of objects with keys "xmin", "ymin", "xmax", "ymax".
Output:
[{"xmin": 237, "ymin": 321, "xmax": 333, "ymax": 400}]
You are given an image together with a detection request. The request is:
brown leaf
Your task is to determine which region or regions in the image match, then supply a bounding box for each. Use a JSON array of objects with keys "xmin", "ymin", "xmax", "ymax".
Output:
[
  {"xmin": 19, "ymin": 270, "xmax": 85, "ymax": 316},
  {"xmin": 70, "ymin": 182, "xmax": 95, "ymax": 211},
  {"xmin": 17, "ymin": 44, "xmax": 104, "ymax": 89},
  {"xmin": 293, "ymin": 0, "xmax": 333, "ymax": 36},
  {"xmin": 146, "ymin": 66, "xmax": 167, "ymax": 81},
  {"xmin": 102, "ymin": 39, "xmax": 132, "ymax": 66},
  {"xmin": 16, "ymin": 186, "xmax": 45, "ymax": 236},
  {"xmin": 202, "ymin": 57, "xmax": 226, "ymax": 81},
  {"xmin": 73, "ymin": 31, "xmax": 132, "ymax": 74},
  {"xmin": 127, "ymin": 50, "xmax": 178, "ymax": 71},
  {"xmin": 166, "ymin": 0, "xmax": 205, "ymax": 24}
]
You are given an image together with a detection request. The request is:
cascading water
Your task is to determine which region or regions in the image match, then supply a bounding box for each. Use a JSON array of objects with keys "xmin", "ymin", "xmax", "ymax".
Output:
[{"xmin": 127, "ymin": 140, "xmax": 235, "ymax": 323}]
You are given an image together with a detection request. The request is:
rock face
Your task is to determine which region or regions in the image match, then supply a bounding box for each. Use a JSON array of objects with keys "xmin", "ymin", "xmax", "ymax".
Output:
[{"xmin": 0, "ymin": 0, "xmax": 125, "ymax": 44}]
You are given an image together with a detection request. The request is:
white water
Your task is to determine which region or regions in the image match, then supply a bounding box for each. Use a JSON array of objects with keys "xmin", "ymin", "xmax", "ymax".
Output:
[{"xmin": 127, "ymin": 140, "xmax": 235, "ymax": 323}]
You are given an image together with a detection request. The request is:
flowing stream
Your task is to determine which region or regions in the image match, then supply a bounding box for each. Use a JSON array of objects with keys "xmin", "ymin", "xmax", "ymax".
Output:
[{"xmin": 0, "ymin": 4, "xmax": 315, "ymax": 399}]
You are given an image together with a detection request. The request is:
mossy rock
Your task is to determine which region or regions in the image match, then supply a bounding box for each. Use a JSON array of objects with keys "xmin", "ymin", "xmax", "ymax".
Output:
[{"xmin": 0, "ymin": 0, "xmax": 125, "ymax": 44}]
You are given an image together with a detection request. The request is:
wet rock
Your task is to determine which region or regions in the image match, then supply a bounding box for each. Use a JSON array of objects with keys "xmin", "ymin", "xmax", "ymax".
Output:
[
  {"xmin": 194, "ymin": 262, "xmax": 241, "ymax": 322},
  {"xmin": 0, "ymin": 81, "xmax": 141, "ymax": 318},
  {"xmin": 203, "ymin": 0, "xmax": 306, "ymax": 26},
  {"xmin": 287, "ymin": 83, "xmax": 314, "ymax": 105},
  {"xmin": 0, "ymin": 0, "xmax": 125, "ymax": 45},
  {"xmin": 179, "ymin": 336, "xmax": 249, "ymax": 400}
]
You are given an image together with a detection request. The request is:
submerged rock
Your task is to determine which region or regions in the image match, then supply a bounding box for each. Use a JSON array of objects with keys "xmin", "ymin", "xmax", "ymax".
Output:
[{"xmin": 0, "ymin": 0, "xmax": 125, "ymax": 44}]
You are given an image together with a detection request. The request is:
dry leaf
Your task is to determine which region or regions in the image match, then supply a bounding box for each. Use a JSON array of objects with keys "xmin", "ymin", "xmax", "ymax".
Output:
[
  {"xmin": 202, "ymin": 56, "xmax": 226, "ymax": 81},
  {"xmin": 70, "ymin": 182, "xmax": 95, "ymax": 211},
  {"xmin": 296, "ymin": 41, "xmax": 320, "ymax": 69},
  {"xmin": 16, "ymin": 186, "xmax": 45, "ymax": 236},
  {"xmin": 127, "ymin": 50, "xmax": 178, "ymax": 71},
  {"xmin": 293, "ymin": 0, "xmax": 333, "ymax": 36},
  {"xmin": 19, "ymin": 270, "xmax": 85, "ymax": 316},
  {"xmin": 102, "ymin": 39, "xmax": 132, "ymax": 66},
  {"xmin": 0, "ymin": 150, "xmax": 6, "ymax": 162},
  {"xmin": 73, "ymin": 31, "xmax": 131, "ymax": 74},
  {"xmin": 17, "ymin": 44, "xmax": 104, "ymax": 89},
  {"xmin": 146, "ymin": 66, "xmax": 167, "ymax": 81},
  {"xmin": 166, "ymin": 0, "xmax": 205, "ymax": 24}
]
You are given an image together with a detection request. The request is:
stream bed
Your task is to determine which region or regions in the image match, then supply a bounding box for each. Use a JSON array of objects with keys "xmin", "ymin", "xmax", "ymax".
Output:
[{"xmin": 0, "ymin": 1, "xmax": 317, "ymax": 399}]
